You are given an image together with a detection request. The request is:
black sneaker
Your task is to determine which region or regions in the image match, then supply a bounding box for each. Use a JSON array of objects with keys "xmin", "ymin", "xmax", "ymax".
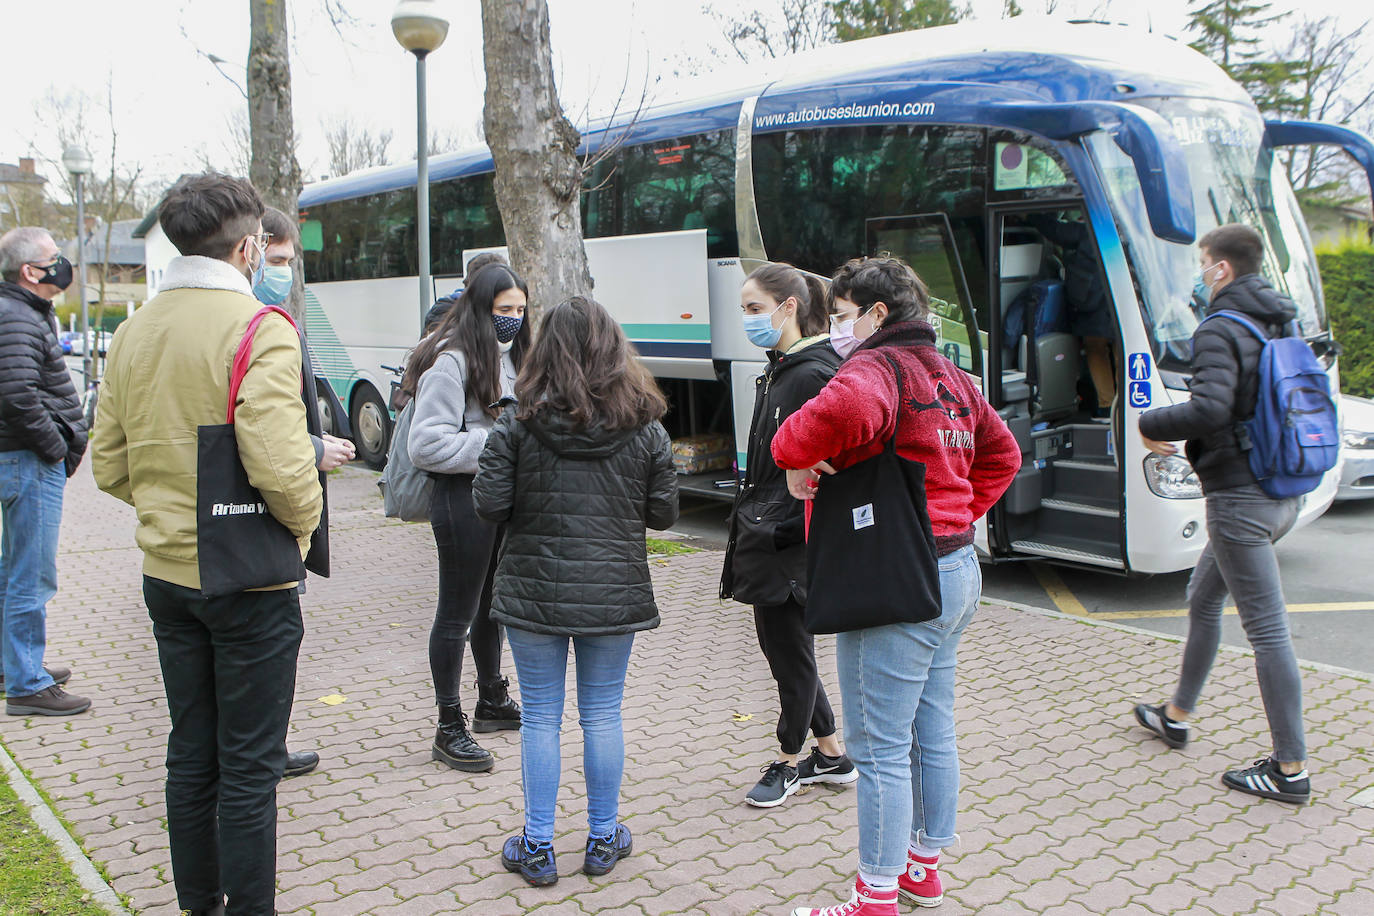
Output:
[
  {"xmin": 1133, "ymin": 702, "xmax": 1189, "ymax": 749},
  {"xmin": 502, "ymin": 833, "xmax": 558, "ymax": 886},
  {"xmin": 797, "ymin": 746, "xmax": 858, "ymax": 785},
  {"xmin": 583, "ymin": 823, "xmax": 632, "ymax": 876},
  {"xmin": 745, "ymin": 760, "xmax": 799, "ymax": 808},
  {"xmin": 1222, "ymin": 757, "xmax": 1311, "ymax": 804}
]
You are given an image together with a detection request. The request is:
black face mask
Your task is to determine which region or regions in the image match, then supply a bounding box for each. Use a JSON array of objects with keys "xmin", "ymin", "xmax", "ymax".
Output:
[{"xmin": 29, "ymin": 256, "xmax": 74, "ymax": 292}]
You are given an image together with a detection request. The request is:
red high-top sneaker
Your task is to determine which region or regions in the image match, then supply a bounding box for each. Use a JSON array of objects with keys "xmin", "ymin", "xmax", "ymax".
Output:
[
  {"xmin": 897, "ymin": 851, "xmax": 943, "ymax": 907},
  {"xmin": 792, "ymin": 876, "xmax": 900, "ymax": 916}
]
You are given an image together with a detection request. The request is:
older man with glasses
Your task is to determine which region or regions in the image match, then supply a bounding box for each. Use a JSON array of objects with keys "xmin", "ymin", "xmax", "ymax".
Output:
[{"xmin": 0, "ymin": 226, "xmax": 91, "ymax": 716}]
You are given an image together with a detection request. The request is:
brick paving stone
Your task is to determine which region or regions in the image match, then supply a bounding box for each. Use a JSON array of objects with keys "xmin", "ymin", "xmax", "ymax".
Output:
[{"xmin": 4, "ymin": 463, "xmax": 1374, "ymax": 915}]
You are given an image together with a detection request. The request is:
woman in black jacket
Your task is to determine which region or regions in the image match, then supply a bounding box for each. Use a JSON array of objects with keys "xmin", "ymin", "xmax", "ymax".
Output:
[
  {"xmin": 720, "ymin": 263, "xmax": 855, "ymax": 808},
  {"xmin": 474, "ymin": 296, "xmax": 678, "ymax": 887}
]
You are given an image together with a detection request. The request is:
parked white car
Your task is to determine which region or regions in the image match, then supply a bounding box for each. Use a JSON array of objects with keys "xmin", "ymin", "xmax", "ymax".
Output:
[{"xmin": 1337, "ymin": 394, "xmax": 1374, "ymax": 502}]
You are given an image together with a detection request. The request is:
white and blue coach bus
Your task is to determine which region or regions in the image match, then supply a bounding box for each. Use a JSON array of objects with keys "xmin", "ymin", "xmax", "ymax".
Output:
[{"xmin": 296, "ymin": 17, "xmax": 1373, "ymax": 575}]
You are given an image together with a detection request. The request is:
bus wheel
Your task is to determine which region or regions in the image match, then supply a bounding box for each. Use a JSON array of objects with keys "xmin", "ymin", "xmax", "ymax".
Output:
[
  {"xmin": 316, "ymin": 380, "xmax": 337, "ymax": 437},
  {"xmin": 350, "ymin": 384, "xmax": 391, "ymax": 470}
]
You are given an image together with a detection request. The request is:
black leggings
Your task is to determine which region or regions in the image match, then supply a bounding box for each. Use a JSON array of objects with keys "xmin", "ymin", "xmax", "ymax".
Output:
[
  {"xmin": 429, "ymin": 474, "xmax": 505, "ymax": 707},
  {"xmin": 754, "ymin": 597, "xmax": 837, "ymax": 756}
]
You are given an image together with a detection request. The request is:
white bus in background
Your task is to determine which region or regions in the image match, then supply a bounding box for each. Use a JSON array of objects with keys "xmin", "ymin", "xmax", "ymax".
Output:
[{"xmin": 296, "ymin": 17, "xmax": 1373, "ymax": 575}]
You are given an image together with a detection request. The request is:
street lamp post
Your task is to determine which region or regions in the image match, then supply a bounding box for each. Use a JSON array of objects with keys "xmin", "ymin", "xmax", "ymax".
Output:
[
  {"xmin": 391, "ymin": 0, "xmax": 450, "ymax": 331},
  {"xmin": 62, "ymin": 145, "xmax": 94, "ymax": 384}
]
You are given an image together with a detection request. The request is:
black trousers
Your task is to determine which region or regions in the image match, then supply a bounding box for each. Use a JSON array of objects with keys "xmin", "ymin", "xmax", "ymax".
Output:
[
  {"xmin": 429, "ymin": 473, "xmax": 504, "ymax": 707},
  {"xmin": 754, "ymin": 597, "xmax": 837, "ymax": 755},
  {"xmin": 144, "ymin": 576, "xmax": 303, "ymax": 916}
]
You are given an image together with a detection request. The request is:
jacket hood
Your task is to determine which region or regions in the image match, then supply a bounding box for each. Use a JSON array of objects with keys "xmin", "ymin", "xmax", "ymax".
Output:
[
  {"xmin": 1208, "ymin": 274, "xmax": 1298, "ymax": 327},
  {"xmin": 767, "ymin": 335, "xmax": 840, "ymax": 372},
  {"xmin": 853, "ymin": 320, "xmax": 938, "ymax": 354},
  {"xmin": 0, "ymin": 280, "xmax": 53, "ymax": 313},
  {"xmin": 524, "ymin": 409, "xmax": 640, "ymax": 459}
]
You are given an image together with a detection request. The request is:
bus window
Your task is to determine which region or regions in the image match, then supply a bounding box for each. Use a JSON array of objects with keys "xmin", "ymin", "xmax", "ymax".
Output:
[
  {"xmin": 993, "ymin": 141, "xmax": 1069, "ymax": 192},
  {"xmin": 583, "ymin": 129, "xmax": 737, "ymax": 256},
  {"xmin": 753, "ymin": 124, "xmax": 989, "ymax": 325},
  {"xmin": 302, "ymin": 187, "xmax": 417, "ymax": 283},
  {"xmin": 431, "ymin": 173, "xmax": 505, "ymax": 276}
]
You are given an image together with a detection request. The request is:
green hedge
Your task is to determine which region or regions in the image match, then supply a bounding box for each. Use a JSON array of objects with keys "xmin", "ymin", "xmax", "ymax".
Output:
[{"xmin": 1317, "ymin": 242, "xmax": 1374, "ymax": 399}]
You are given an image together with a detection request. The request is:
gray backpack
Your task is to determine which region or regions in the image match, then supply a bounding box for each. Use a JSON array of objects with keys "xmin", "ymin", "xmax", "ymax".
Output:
[{"xmin": 376, "ymin": 399, "xmax": 434, "ymax": 521}]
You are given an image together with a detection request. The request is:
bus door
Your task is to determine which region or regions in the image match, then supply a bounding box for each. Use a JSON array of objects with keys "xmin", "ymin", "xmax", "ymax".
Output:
[
  {"xmin": 864, "ymin": 213, "xmax": 983, "ymax": 377},
  {"xmin": 983, "ymin": 202, "xmax": 1126, "ymax": 570}
]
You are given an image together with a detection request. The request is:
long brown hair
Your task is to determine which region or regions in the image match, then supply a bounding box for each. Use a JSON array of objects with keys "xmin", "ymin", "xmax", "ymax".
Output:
[
  {"xmin": 516, "ymin": 296, "xmax": 667, "ymax": 431},
  {"xmin": 747, "ymin": 262, "xmax": 829, "ymax": 337},
  {"xmin": 401, "ymin": 263, "xmax": 531, "ymax": 416}
]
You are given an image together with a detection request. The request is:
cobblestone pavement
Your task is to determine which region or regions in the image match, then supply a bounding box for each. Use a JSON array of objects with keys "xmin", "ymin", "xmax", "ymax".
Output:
[{"xmin": 3, "ymin": 463, "xmax": 1372, "ymax": 915}]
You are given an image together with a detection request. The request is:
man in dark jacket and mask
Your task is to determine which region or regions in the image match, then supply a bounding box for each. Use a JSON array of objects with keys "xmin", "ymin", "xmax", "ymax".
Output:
[
  {"xmin": 1132, "ymin": 223, "xmax": 1310, "ymax": 804},
  {"xmin": 0, "ymin": 226, "xmax": 91, "ymax": 716}
]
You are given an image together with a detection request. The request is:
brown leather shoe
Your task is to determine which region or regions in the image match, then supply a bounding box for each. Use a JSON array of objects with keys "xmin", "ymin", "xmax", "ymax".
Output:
[
  {"xmin": 6, "ymin": 685, "xmax": 91, "ymax": 716},
  {"xmin": 0, "ymin": 665, "xmax": 71, "ymax": 690}
]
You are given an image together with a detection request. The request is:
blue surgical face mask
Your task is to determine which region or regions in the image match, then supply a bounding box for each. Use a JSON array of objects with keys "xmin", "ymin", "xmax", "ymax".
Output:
[
  {"xmin": 253, "ymin": 265, "xmax": 294, "ymax": 305},
  {"xmin": 1192, "ymin": 275, "xmax": 1211, "ymax": 307},
  {"xmin": 742, "ymin": 302, "xmax": 784, "ymax": 349}
]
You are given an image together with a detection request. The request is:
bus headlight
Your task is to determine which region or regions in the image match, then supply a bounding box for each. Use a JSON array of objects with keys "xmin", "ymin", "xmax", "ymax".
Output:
[
  {"xmin": 1143, "ymin": 454, "xmax": 1203, "ymax": 499},
  {"xmin": 1342, "ymin": 429, "xmax": 1374, "ymax": 449}
]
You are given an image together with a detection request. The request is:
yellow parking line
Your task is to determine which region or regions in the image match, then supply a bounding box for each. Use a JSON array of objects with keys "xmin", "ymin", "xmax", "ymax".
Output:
[
  {"xmin": 1091, "ymin": 601, "xmax": 1374, "ymax": 620},
  {"xmin": 1023, "ymin": 563, "xmax": 1373, "ymax": 620},
  {"xmin": 1028, "ymin": 563, "xmax": 1088, "ymax": 616}
]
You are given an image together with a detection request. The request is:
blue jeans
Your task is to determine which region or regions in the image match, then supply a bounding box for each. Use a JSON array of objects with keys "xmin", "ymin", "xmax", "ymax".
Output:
[
  {"xmin": 1173, "ymin": 484, "xmax": 1305, "ymax": 762},
  {"xmin": 836, "ymin": 545, "xmax": 981, "ymax": 876},
  {"xmin": 505, "ymin": 627, "xmax": 635, "ymax": 844},
  {"xmin": 1, "ymin": 449, "xmax": 65, "ymax": 697}
]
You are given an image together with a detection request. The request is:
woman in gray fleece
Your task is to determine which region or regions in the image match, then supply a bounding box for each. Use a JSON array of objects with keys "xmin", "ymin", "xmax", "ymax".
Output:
[{"xmin": 402, "ymin": 264, "xmax": 531, "ymax": 773}]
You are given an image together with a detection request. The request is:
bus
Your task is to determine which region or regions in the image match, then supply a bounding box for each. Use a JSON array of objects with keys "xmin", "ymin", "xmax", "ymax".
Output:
[{"xmin": 296, "ymin": 17, "xmax": 1374, "ymax": 575}]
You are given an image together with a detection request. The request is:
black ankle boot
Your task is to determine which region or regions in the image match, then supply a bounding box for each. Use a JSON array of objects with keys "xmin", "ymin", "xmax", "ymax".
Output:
[
  {"xmin": 433, "ymin": 704, "xmax": 494, "ymax": 772},
  {"xmin": 473, "ymin": 676, "xmax": 521, "ymax": 733},
  {"xmin": 182, "ymin": 903, "xmax": 225, "ymax": 916}
]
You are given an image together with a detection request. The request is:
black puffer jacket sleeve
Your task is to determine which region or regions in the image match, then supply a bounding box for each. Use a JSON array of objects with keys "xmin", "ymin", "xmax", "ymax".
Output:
[
  {"xmin": 473, "ymin": 407, "xmax": 518, "ymax": 523},
  {"xmin": 0, "ymin": 292, "xmax": 79, "ymax": 466},
  {"xmin": 1138, "ymin": 323, "xmax": 1239, "ymax": 442},
  {"xmin": 645, "ymin": 421, "xmax": 678, "ymax": 531}
]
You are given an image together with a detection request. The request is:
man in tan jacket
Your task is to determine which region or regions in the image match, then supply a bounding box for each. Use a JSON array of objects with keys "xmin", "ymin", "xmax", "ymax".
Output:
[{"xmin": 91, "ymin": 173, "xmax": 322, "ymax": 916}]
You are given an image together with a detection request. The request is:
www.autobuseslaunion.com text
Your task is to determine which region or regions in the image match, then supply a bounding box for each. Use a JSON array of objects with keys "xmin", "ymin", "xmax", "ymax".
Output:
[
  {"xmin": 210, "ymin": 502, "xmax": 267, "ymax": 516},
  {"xmin": 755, "ymin": 101, "xmax": 936, "ymax": 128}
]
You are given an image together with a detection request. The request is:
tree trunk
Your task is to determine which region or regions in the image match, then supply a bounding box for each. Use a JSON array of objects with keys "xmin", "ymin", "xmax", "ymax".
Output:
[
  {"xmin": 248, "ymin": 0, "xmax": 305, "ymax": 324},
  {"xmin": 479, "ymin": 0, "xmax": 593, "ymax": 316}
]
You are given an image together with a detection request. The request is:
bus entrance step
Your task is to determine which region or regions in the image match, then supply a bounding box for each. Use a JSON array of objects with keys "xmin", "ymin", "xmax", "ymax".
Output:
[
  {"xmin": 1011, "ymin": 537, "xmax": 1123, "ymax": 569},
  {"xmin": 1040, "ymin": 497, "xmax": 1119, "ymax": 518}
]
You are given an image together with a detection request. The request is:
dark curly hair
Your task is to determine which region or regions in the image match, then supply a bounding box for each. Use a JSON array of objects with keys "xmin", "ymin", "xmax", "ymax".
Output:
[{"xmin": 828, "ymin": 256, "xmax": 930, "ymax": 324}]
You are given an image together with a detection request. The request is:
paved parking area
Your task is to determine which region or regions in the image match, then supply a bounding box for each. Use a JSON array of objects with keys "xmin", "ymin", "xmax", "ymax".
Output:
[{"xmin": 3, "ymin": 464, "xmax": 1372, "ymax": 914}]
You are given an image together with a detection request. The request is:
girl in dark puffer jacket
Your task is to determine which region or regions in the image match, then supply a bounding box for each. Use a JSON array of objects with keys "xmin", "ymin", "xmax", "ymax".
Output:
[{"xmin": 474, "ymin": 296, "xmax": 679, "ymax": 887}]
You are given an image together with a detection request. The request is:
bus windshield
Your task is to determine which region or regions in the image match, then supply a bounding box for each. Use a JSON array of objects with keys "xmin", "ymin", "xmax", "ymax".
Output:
[{"xmin": 1087, "ymin": 99, "xmax": 1325, "ymax": 373}]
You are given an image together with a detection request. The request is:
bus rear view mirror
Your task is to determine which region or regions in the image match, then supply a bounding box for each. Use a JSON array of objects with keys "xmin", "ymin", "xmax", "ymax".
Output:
[
  {"xmin": 980, "ymin": 101, "xmax": 1197, "ymax": 245},
  {"xmin": 1265, "ymin": 120, "xmax": 1374, "ymax": 214}
]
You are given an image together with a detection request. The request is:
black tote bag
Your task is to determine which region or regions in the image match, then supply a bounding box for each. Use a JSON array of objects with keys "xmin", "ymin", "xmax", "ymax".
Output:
[
  {"xmin": 196, "ymin": 305, "xmax": 309, "ymax": 598},
  {"xmin": 804, "ymin": 354, "xmax": 942, "ymax": 635}
]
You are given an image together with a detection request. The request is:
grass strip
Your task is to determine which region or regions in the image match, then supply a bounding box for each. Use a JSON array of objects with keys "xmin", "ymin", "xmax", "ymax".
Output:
[{"xmin": 0, "ymin": 762, "xmax": 114, "ymax": 916}]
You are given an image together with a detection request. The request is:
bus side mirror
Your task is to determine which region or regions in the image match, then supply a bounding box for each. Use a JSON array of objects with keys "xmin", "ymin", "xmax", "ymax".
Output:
[
  {"xmin": 981, "ymin": 101, "xmax": 1196, "ymax": 245},
  {"xmin": 1265, "ymin": 120, "xmax": 1374, "ymax": 215}
]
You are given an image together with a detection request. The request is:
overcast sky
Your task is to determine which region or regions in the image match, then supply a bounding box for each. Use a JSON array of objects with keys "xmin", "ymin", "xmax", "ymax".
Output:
[{"xmin": 2, "ymin": 0, "xmax": 1370, "ymax": 204}]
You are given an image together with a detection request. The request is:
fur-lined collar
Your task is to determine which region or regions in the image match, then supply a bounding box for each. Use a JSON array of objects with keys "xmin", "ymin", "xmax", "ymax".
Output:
[{"xmin": 160, "ymin": 255, "xmax": 253, "ymax": 297}]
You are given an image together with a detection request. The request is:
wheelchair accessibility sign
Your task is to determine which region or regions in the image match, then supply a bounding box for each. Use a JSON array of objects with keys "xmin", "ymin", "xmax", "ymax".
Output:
[{"xmin": 1128, "ymin": 380, "xmax": 1152, "ymax": 408}]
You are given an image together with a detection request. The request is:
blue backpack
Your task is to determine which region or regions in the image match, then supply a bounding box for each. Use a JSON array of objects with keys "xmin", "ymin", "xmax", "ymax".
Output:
[{"xmin": 1201, "ymin": 310, "xmax": 1339, "ymax": 498}]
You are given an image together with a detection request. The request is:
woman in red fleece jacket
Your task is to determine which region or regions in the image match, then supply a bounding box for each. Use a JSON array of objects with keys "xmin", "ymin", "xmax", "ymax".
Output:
[{"xmin": 777, "ymin": 257, "xmax": 1020, "ymax": 916}]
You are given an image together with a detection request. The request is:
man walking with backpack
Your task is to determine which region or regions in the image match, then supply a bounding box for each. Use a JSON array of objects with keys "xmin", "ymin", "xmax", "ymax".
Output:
[{"xmin": 1132, "ymin": 223, "xmax": 1324, "ymax": 805}]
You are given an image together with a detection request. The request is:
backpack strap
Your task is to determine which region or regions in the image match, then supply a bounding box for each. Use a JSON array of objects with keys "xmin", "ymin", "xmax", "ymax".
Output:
[{"xmin": 1198, "ymin": 309, "xmax": 1270, "ymax": 343}]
